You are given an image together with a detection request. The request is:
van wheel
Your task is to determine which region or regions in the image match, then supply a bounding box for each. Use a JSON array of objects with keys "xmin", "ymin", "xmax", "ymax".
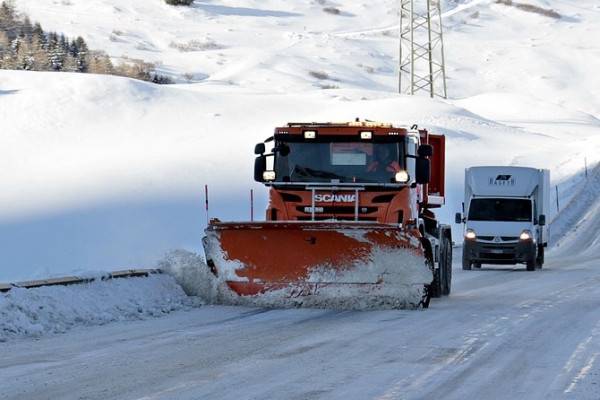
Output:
[
  {"xmin": 462, "ymin": 251, "xmax": 472, "ymax": 271},
  {"xmin": 473, "ymin": 263, "xmax": 482, "ymax": 269},
  {"xmin": 536, "ymin": 245, "xmax": 544, "ymax": 270},
  {"xmin": 526, "ymin": 259, "xmax": 536, "ymax": 271}
]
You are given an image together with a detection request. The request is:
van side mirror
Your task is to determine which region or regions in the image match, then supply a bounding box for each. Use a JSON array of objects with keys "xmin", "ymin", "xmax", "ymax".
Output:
[
  {"xmin": 455, "ymin": 213, "xmax": 463, "ymax": 224},
  {"xmin": 254, "ymin": 143, "xmax": 266, "ymax": 155},
  {"xmin": 415, "ymin": 158, "xmax": 430, "ymax": 184},
  {"xmin": 539, "ymin": 214, "xmax": 546, "ymax": 226},
  {"xmin": 417, "ymin": 144, "xmax": 433, "ymax": 158},
  {"xmin": 254, "ymin": 156, "xmax": 266, "ymax": 182}
]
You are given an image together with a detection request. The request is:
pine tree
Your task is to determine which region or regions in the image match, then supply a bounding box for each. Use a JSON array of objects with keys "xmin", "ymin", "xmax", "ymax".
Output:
[
  {"xmin": 0, "ymin": 30, "xmax": 10, "ymax": 68},
  {"xmin": 0, "ymin": 1, "xmax": 18, "ymax": 39},
  {"xmin": 15, "ymin": 38, "xmax": 33, "ymax": 70},
  {"xmin": 30, "ymin": 33, "xmax": 49, "ymax": 70},
  {"xmin": 20, "ymin": 16, "xmax": 33, "ymax": 39},
  {"xmin": 73, "ymin": 36, "xmax": 88, "ymax": 72},
  {"xmin": 47, "ymin": 32, "xmax": 64, "ymax": 70},
  {"xmin": 62, "ymin": 53, "xmax": 79, "ymax": 72}
]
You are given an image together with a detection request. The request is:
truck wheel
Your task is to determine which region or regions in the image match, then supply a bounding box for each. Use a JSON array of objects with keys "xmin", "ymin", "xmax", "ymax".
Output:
[
  {"xmin": 536, "ymin": 245, "xmax": 544, "ymax": 269},
  {"xmin": 462, "ymin": 251, "xmax": 472, "ymax": 271},
  {"xmin": 430, "ymin": 266, "xmax": 442, "ymax": 298},
  {"xmin": 441, "ymin": 237, "xmax": 452, "ymax": 296}
]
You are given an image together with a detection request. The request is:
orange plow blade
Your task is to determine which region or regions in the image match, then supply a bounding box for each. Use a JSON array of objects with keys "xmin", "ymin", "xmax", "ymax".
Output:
[{"xmin": 202, "ymin": 221, "xmax": 433, "ymax": 310}]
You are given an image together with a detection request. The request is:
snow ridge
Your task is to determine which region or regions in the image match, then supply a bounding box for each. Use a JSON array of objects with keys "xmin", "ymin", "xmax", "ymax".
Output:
[{"xmin": 0, "ymin": 274, "xmax": 191, "ymax": 342}]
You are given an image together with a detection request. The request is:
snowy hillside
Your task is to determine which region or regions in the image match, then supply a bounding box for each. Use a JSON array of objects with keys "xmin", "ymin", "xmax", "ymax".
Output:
[{"xmin": 1, "ymin": 0, "xmax": 599, "ymax": 280}]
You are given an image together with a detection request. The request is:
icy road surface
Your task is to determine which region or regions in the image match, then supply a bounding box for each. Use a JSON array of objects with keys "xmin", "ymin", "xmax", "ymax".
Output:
[{"xmin": 1, "ymin": 254, "xmax": 599, "ymax": 400}]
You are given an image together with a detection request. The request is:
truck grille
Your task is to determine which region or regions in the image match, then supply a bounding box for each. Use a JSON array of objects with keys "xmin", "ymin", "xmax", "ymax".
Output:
[{"xmin": 296, "ymin": 206, "xmax": 378, "ymax": 214}]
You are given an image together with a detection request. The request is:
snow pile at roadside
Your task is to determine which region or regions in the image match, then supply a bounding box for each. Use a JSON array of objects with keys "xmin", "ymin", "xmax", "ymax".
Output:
[
  {"xmin": 550, "ymin": 161, "xmax": 600, "ymax": 258},
  {"xmin": 0, "ymin": 274, "xmax": 191, "ymax": 342}
]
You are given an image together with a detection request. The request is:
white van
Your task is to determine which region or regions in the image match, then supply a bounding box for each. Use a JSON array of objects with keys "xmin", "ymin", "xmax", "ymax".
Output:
[{"xmin": 456, "ymin": 166, "xmax": 550, "ymax": 271}]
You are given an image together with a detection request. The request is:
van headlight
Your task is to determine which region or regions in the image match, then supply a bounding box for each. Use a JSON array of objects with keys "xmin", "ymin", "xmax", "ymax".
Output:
[
  {"xmin": 465, "ymin": 229, "xmax": 476, "ymax": 240},
  {"xmin": 519, "ymin": 230, "xmax": 532, "ymax": 241}
]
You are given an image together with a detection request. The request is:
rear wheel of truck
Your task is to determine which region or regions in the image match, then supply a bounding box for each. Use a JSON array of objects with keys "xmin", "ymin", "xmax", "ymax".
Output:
[
  {"xmin": 462, "ymin": 251, "xmax": 472, "ymax": 270},
  {"xmin": 431, "ymin": 267, "xmax": 442, "ymax": 298},
  {"xmin": 440, "ymin": 236, "xmax": 452, "ymax": 296}
]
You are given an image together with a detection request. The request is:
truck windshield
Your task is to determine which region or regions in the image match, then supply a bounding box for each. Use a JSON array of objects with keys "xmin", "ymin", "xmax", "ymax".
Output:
[
  {"xmin": 468, "ymin": 198, "xmax": 532, "ymax": 222},
  {"xmin": 274, "ymin": 142, "xmax": 403, "ymax": 183}
]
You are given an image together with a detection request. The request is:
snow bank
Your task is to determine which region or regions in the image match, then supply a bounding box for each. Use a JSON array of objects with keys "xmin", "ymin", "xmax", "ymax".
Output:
[
  {"xmin": 550, "ymin": 162, "xmax": 600, "ymax": 258},
  {"xmin": 0, "ymin": 274, "xmax": 191, "ymax": 342}
]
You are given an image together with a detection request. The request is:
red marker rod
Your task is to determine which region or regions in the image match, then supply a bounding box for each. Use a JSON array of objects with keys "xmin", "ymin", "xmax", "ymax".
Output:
[{"xmin": 251, "ymin": 189, "xmax": 254, "ymax": 222}]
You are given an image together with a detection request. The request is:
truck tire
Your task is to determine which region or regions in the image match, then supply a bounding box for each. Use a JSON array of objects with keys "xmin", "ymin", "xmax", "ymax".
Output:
[
  {"xmin": 430, "ymin": 267, "xmax": 442, "ymax": 298},
  {"xmin": 462, "ymin": 251, "xmax": 472, "ymax": 271},
  {"xmin": 441, "ymin": 236, "xmax": 452, "ymax": 296},
  {"xmin": 536, "ymin": 245, "xmax": 544, "ymax": 269},
  {"xmin": 526, "ymin": 259, "xmax": 536, "ymax": 271}
]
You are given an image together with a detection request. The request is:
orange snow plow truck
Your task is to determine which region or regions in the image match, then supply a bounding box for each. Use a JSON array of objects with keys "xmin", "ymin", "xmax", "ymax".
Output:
[{"xmin": 202, "ymin": 121, "xmax": 452, "ymax": 309}]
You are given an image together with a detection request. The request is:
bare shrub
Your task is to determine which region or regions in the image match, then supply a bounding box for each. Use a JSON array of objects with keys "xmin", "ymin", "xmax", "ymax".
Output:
[
  {"xmin": 169, "ymin": 39, "xmax": 224, "ymax": 52},
  {"xmin": 495, "ymin": 0, "xmax": 561, "ymax": 19},
  {"xmin": 309, "ymin": 70, "xmax": 330, "ymax": 80},
  {"xmin": 323, "ymin": 7, "xmax": 341, "ymax": 15},
  {"xmin": 114, "ymin": 57, "xmax": 173, "ymax": 84},
  {"xmin": 320, "ymin": 84, "xmax": 339, "ymax": 89},
  {"xmin": 165, "ymin": 0, "xmax": 194, "ymax": 6}
]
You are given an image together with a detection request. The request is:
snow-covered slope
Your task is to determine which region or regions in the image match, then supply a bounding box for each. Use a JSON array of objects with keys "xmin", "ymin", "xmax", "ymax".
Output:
[
  {"xmin": 550, "ymin": 161, "xmax": 600, "ymax": 259},
  {"xmin": 1, "ymin": 0, "xmax": 599, "ymax": 280}
]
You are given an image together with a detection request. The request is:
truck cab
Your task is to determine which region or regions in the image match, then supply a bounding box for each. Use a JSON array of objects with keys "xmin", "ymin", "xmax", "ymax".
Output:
[{"xmin": 456, "ymin": 166, "xmax": 550, "ymax": 271}]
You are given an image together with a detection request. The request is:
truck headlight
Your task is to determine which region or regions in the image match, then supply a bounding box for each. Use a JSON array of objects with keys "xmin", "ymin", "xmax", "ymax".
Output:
[
  {"xmin": 395, "ymin": 170, "xmax": 410, "ymax": 183},
  {"xmin": 360, "ymin": 131, "xmax": 373, "ymax": 140},
  {"xmin": 303, "ymin": 130, "xmax": 317, "ymax": 139},
  {"xmin": 263, "ymin": 171, "xmax": 276, "ymax": 181},
  {"xmin": 465, "ymin": 229, "xmax": 476, "ymax": 240},
  {"xmin": 519, "ymin": 230, "xmax": 532, "ymax": 241}
]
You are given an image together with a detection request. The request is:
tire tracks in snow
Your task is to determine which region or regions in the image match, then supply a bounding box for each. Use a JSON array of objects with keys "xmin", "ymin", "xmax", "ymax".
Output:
[{"xmin": 376, "ymin": 273, "xmax": 600, "ymax": 400}]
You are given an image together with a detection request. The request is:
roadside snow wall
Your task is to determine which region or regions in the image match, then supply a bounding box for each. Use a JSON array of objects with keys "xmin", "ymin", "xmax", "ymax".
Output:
[
  {"xmin": 0, "ymin": 274, "xmax": 191, "ymax": 342},
  {"xmin": 550, "ymin": 162, "xmax": 600, "ymax": 258}
]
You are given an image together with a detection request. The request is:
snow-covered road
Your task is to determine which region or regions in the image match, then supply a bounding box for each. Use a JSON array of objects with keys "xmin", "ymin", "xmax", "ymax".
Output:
[{"xmin": 2, "ymin": 253, "xmax": 599, "ymax": 400}]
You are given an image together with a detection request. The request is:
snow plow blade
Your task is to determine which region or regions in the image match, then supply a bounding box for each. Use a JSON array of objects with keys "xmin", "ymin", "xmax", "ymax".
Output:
[{"xmin": 202, "ymin": 221, "xmax": 433, "ymax": 310}]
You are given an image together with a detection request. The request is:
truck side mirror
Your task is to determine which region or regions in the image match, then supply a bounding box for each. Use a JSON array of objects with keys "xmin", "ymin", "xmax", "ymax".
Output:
[
  {"xmin": 539, "ymin": 214, "xmax": 546, "ymax": 226},
  {"xmin": 417, "ymin": 144, "xmax": 433, "ymax": 158},
  {"xmin": 254, "ymin": 143, "xmax": 266, "ymax": 155},
  {"xmin": 415, "ymin": 158, "xmax": 430, "ymax": 184},
  {"xmin": 254, "ymin": 156, "xmax": 266, "ymax": 182},
  {"xmin": 455, "ymin": 213, "xmax": 463, "ymax": 224}
]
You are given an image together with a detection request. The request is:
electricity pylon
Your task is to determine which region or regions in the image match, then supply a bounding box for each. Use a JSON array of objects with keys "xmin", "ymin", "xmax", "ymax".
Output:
[{"xmin": 399, "ymin": 0, "xmax": 447, "ymax": 99}]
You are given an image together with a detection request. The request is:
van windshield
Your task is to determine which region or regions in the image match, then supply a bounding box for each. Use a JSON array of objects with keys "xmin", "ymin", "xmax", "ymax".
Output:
[{"xmin": 468, "ymin": 198, "xmax": 532, "ymax": 222}]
